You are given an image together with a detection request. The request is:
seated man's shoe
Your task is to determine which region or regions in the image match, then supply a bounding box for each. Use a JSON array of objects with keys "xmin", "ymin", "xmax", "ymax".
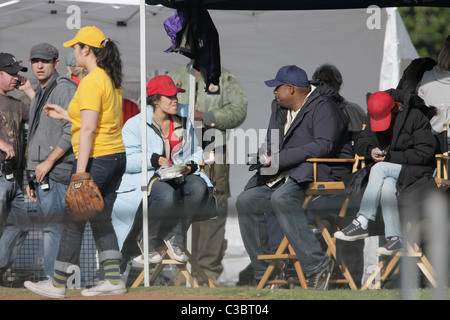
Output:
[
  {"xmin": 334, "ymin": 219, "xmax": 369, "ymax": 241},
  {"xmin": 307, "ymin": 260, "xmax": 334, "ymax": 290}
]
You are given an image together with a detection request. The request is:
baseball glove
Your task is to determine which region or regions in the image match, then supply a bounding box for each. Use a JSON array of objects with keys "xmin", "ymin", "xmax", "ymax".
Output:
[{"xmin": 65, "ymin": 172, "xmax": 104, "ymax": 222}]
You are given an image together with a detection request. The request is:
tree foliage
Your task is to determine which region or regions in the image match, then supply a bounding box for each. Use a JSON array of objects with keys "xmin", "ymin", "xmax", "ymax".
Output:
[{"xmin": 399, "ymin": 7, "xmax": 450, "ymax": 60}]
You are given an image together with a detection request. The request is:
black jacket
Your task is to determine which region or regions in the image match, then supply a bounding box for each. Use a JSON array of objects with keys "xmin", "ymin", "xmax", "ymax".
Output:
[
  {"xmin": 245, "ymin": 83, "xmax": 354, "ymax": 190},
  {"xmin": 355, "ymin": 90, "xmax": 437, "ymax": 197}
]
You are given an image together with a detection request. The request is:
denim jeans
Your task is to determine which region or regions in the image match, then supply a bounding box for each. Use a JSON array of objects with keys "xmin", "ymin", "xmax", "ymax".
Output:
[
  {"xmin": 34, "ymin": 178, "xmax": 68, "ymax": 277},
  {"xmin": 237, "ymin": 178, "xmax": 330, "ymax": 279},
  {"xmin": 0, "ymin": 174, "xmax": 29, "ymax": 273},
  {"xmin": 146, "ymin": 175, "xmax": 208, "ymax": 250},
  {"xmin": 54, "ymin": 153, "xmax": 126, "ymax": 273},
  {"xmin": 358, "ymin": 162, "xmax": 402, "ymax": 238}
]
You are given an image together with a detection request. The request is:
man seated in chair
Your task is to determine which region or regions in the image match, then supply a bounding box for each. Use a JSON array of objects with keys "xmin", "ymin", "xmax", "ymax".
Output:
[
  {"xmin": 334, "ymin": 89, "xmax": 437, "ymax": 256},
  {"xmin": 236, "ymin": 65, "xmax": 353, "ymax": 289}
]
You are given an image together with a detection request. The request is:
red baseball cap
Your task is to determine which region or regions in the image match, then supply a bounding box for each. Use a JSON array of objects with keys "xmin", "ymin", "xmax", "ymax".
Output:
[
  {"xmin": 367, "ymin": 91, "xmax": 396, "ymax": 132},
  {"xmin": 146, "ymin": 75, "xmax": 185, "ymax": 96}
]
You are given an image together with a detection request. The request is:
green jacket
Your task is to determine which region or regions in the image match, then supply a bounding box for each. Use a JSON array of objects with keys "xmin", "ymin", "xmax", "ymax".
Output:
[{"xmin": 168, "ymin": 65, "xmax": 247, "ymax": 146}]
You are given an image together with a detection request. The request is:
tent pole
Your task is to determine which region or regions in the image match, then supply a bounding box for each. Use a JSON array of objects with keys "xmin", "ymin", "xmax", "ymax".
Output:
[
  {"xmin": 185, "ymin": 60, "xmax": 196, "ymax": 286},
  {"xmin": 140, "ymin": 0, "xmax": 150, "ymax": 287}
]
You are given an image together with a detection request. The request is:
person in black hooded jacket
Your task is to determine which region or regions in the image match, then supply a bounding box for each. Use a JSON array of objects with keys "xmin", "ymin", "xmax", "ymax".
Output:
[
  {"xmin": 237, "ymin": 65, "xmax": 353, "ymax": 289},
  {"xmin": 334, "ymin": 87, "xmax": 437, "ymax": 256}
]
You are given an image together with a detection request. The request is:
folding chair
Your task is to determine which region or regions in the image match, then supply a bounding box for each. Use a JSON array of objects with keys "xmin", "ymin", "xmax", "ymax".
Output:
[
  {"xmin": 361, "ymin": 147, "xmax": 450, "ymax": 290},
  {"xmin": 360, "ymin": 229, "xmax": 438, "ymax": 290},
  {"xmin": 131, "ymin": 243, "xmax": 216, "ymax": 288},
  {"xmin": 256, "ymin": 155, "xmax": 364, "ymax": 290}
]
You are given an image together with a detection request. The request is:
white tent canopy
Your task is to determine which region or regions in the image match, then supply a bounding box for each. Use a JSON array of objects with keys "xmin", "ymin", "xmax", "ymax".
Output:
[
  {"xmin": 1, "ymin": 1, "xmax": 418, "ymax": 106},
  {"xmin": 0, "ymin": 0, "xmax": 418, "ymax": 285}
]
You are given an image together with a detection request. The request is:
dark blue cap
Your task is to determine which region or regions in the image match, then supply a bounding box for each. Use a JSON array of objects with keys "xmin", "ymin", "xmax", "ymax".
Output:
[{"xmin": 265, "ymin": 65, "xmax": 309, "ymax": 87}]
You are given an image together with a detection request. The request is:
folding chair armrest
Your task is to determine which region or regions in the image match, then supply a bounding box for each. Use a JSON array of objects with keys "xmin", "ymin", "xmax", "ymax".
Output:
[
  {"xmin": 435, "ymin": 153, "xmax": 449, "ymax": 180},
  {"xmin": 306, "ymin": 156, "xmax": 364, "ymax": 181},
  {"xmin": 435, "ymin": 154, "xmax": 449, "ymax": 160},
  {"xmin": 306, "ymin": 158, "xmax": 356, "ymax": 163}
]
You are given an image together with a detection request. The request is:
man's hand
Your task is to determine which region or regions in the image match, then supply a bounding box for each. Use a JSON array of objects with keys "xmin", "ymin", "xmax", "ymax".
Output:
[
  {"xmin": 247, "ymin": 152, "xmax": 271, "ymax": 171},
  {"xmin": 35, "ymin": 159, "xmax": 53, "ymax": 183},
  {"xmin": 26, "ymin": 184, "xmax": 37, "ymax": 203},
  {"xmin": 0, "ymin": 139, "xmax": 15, "ymax": 159},
  {"xmin": 16, "ymin": 76, "xmax": 35, "ymax": 101},
  {"xmin": 194, "ymin": 110, "xmax": 204, "ymax": 121},
  {"xmin": 44, "ymin": 104, "xmax": 71, "ymax": 122}
]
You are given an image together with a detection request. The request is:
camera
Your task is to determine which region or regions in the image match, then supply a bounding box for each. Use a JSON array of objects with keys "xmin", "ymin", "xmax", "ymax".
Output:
[
  {"xmin": 4, "ymin": 160, "xmax": 14, "ymax": 180},
  {"xmin": 26, "ymin": 170, "xmax": 50, "ymax": 191},
  {"xmin": 41, "ymin": 175, "xmax": 50, "ymax": 191}
]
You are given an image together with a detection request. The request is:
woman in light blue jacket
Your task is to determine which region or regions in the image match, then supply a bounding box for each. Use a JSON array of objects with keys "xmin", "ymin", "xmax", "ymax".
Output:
[{"xmin": 112, "ymin": 75, "xmax": 213, "ymax": 264}]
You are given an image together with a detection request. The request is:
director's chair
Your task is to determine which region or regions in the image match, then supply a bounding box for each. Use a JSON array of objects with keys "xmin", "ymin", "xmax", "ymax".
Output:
[
  {"xmin": 131, "ymin": 243, "xmax": 216, "ymax": 288},
  {"xmin": 361, "ymin": 145, "xmax": 450, "ymax": 290},
  {"xmin": 256, "ymin": 155, "xmax": 364, "ymax": 290}
]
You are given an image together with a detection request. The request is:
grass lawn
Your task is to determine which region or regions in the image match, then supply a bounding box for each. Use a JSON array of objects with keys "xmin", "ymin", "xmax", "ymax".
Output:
[{"xmin": 0, "ymin": 285, "xmax": 447, "ymax": 300}]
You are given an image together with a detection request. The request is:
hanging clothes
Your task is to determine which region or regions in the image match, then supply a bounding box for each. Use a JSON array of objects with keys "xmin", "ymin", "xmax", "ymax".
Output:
[{"xmin": 163, "ymin": 0, "xmax": 221, "ymax": 92}]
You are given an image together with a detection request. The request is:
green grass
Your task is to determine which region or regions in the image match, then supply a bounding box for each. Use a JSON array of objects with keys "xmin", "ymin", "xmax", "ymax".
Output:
[{"xmin": 2, "ymin": 286, "xmax": 448, "ymax": 300}]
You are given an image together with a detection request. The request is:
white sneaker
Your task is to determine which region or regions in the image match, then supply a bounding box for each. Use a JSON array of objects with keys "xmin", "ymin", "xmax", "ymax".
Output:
[
  {"xmin": 148, "ymin": 250, "xmax": 163, "ymax": 264},
  {"xmin": 164, "ymin": 236, "xmax": 189, "ymax": 263},
  {"xmin": 81, "ymin": 280, "xmax": 126, "ymax": 297},
  {"xmin": 24, "ymin": 278, "xmax": 65, "ymax": 299}
]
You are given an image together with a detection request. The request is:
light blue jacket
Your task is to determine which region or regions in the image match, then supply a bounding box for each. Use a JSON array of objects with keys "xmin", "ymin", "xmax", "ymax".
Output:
[{"xmin": 112, "ymin": 103, "xmax": 213, "ymax": 249}]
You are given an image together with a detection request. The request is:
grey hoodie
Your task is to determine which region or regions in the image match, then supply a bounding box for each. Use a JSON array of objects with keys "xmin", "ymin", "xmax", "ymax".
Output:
[{"xmin": 27, "ymin": 72, "xmax": 77, "ymax": 185}]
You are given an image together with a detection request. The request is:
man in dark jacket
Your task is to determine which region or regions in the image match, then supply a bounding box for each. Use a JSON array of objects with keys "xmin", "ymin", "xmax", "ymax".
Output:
[
  {"xmin": 237, "ymin": 65, "xmax": 353, "ymax": 289},
  {"xmin": 334, "ymin": 90, "xmax": 437, "ymax": 256}
]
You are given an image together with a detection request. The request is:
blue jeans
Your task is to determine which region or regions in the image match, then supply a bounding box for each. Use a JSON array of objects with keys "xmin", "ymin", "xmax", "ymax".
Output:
[
  {"xmin": 237, "ymin": 178, "xmax": 330, "ymax": 279},
  {"xmin": 34, "ymin": 178, "xmax": 68, "ymax": 277},
  {"xmin": 0, "ymin": 174, "xmax": 29, "ymax": 273},
  {"xmin": 147, "ymin": 175, "xmax": 208, "ymax": 250},
  {"xmin": 358, "ymin": 162, "xmax": 402, "ymax": 238},
  {"xmin": 54, "ymin": 153, "xmax": 126, "ymax": 274}
]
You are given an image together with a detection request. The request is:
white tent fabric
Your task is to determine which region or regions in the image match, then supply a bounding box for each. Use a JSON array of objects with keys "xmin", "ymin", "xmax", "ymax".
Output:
[
  {"xmin": 379, "ymin": 8, "xmax": 419, "ymax": 91},
  {"xmin": 0, "ymin": 1, "xmax": 419, "ymax": 285}
]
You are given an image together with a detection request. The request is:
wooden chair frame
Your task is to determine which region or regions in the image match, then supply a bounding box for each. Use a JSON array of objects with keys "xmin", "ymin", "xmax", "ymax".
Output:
[
  {"xmin": 361, "ymin": 153, "xmax": 450, "ymax": 290},
  {"xmin": 256, "ymin": 156, "xmax": 364, "ymax": 290},
  {"xmin": 131, "ymin": 243, "xmax": 216, "ymax": 288}
]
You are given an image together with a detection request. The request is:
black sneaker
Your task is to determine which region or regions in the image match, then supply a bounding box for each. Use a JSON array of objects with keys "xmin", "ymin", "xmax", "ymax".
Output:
[
  {"xmin": 334, "ymin": 219, "xmax": 369, "ymax": 241},
  {"xmin": 307, "ymin": 260, "xmax": 334, "ymax": 290},
  {"xmin": 376, "ymin": 237, "xmax": 403, "ymax": 256}
]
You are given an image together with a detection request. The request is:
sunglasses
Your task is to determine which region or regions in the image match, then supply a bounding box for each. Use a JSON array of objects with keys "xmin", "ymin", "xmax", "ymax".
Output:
[{"xmin": 0, "ymin": 60, "xmax": 22, "ymax": 69}]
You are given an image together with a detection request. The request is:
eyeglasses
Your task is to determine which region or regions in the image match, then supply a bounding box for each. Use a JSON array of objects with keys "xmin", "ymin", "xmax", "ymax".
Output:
[{"xmin": 0, "ymin": 60, "xmax": 22, "ymax": 69}]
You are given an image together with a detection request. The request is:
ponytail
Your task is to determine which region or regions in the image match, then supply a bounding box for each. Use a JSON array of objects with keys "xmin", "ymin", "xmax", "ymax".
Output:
[{"xmin": 89, "ymin": 40, "xmax": 123, "ymax": 89}]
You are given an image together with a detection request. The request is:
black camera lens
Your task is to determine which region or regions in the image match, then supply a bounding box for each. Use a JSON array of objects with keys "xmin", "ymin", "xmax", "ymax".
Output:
[{"xmin": 4, "ymin": 160, "xmax": 14, "ymax": 180}]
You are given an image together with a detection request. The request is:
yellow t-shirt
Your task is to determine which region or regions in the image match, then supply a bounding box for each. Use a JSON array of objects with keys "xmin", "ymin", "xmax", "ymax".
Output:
[{"xmin": 68, "ymin": 67, "xmax": 125, "ymax": 158}]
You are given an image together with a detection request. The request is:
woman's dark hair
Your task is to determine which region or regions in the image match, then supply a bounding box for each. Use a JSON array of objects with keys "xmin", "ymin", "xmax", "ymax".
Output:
[
  {"xmin": 146, "ymin": 94, "xmax": 162, "ymax": 107},
  {"xmin": 79, "ymin": 40, "xmax": 123, "ymax": 89}
]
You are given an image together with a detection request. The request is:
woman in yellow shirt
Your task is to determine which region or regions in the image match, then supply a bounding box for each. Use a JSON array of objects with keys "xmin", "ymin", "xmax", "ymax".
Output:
[{"xmin": 25, "ymin": 26, "xmax": 127, "ymax": 298}]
